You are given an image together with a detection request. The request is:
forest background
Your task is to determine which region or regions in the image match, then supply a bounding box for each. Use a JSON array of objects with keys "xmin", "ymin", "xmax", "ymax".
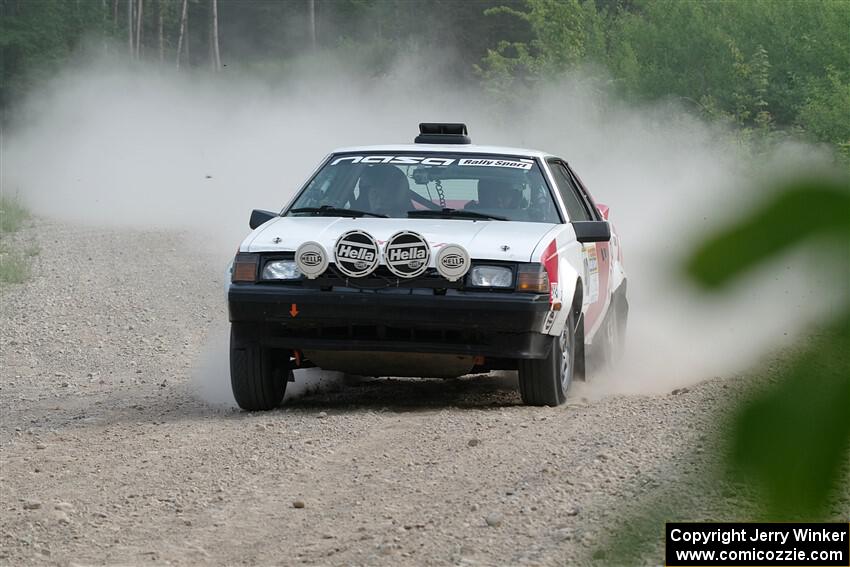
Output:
[{"xmin": 1, "ymin": 0, "xmax": 848, "ymax": 162}]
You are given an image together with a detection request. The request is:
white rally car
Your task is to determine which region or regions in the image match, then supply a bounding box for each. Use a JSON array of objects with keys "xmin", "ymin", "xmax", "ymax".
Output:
[{"xmin": 227, "ymin": 124, "xmax": 627, "ymax": 410}]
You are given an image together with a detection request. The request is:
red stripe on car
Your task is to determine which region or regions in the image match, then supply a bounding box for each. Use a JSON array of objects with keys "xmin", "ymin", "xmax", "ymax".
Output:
[{"xmin": 541, "ymin": 240, "xmax": 559, "ymax": 304}]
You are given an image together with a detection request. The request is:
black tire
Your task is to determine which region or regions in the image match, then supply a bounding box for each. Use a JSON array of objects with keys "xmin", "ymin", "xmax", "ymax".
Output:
[
  {"xmin": 229, "ymin": 326, "xmax": 287, "ymax": 411},
  {"xmin": 518, "ymin": 310, "xmax": 577, "ymax": 406}
]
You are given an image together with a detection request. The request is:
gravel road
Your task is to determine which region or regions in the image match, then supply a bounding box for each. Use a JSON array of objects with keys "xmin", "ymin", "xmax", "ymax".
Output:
[{"xmin": 1, "ymin": 220, "xmax": 736, "ymax": 566}]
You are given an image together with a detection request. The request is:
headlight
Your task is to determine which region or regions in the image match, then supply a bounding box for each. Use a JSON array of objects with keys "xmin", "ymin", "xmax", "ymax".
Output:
[
  {"xmin": 262, "ymin": 260, "xmax": 301, "ymax": 280},
  {"xmin": 468, "ymin": 265, "xmax": 513, "ymax": 288}
]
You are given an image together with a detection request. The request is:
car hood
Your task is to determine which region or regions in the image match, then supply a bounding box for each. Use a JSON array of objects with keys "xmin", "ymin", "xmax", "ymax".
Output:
[{"xmin": 243, "ymin": 217, "xmax": 560, "ymax": 263}]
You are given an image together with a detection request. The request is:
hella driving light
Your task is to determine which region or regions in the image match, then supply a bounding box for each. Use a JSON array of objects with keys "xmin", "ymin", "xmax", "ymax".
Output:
[
  {"xmin": 468, "ymin": 265, "xmax": 513, "ymax": 288},
  {"xmin": 295, "ymin": 241, "xmax": 328, "ymax": 279},
  {"xmin": 436, "ymin": 244, "xmax": 471, "ymax": 281},
  {"xmin": 262, "ymin": 260, "xmax": 301, "ymax": 280}
]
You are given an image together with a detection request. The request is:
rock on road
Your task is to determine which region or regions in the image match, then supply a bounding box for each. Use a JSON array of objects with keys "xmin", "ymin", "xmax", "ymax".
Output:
[{"xmin": 1, "ymin": 221, "xmax": 729, "ymax": 566}]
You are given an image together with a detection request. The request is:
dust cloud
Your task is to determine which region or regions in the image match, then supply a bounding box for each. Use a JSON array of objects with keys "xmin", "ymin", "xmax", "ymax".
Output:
[{"xmin": 3, "ymin": 50, "xmax": 843, "ymax": 405}]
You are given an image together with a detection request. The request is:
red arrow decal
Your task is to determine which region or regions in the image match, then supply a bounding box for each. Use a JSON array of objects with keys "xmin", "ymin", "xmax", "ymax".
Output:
[{"xmin": 289, "ymin": 304, "xmax": 299, "ymax": 317}]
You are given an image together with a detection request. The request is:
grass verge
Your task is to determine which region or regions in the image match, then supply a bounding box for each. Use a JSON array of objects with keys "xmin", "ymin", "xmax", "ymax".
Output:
[
  {"xmin": 0, "ymin": 195, "xmax": 30, "ymax": 233},
  {"xmin": 0, "ymin": 195, "xmax": 35, "ymax": 285}
]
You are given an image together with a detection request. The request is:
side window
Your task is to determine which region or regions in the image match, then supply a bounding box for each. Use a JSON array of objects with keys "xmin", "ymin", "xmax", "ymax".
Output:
[
  {"xmin": 548, "ymin": 160, "xmax": 592, "ymax": 221},
  {"xmin": 566, "ymin": 166, "xmax": 601, "ymax": 221}
]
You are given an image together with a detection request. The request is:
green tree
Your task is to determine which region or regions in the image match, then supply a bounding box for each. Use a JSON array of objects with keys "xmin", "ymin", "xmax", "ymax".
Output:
[
  {"xmin": 0, "ymin": 0, "xmax": 108, "ymax": 108},
  {"xmin": 477, "ymin": 0, "xmax": 850, "ymax": 152},
  {"xmin": 476, "ymin": 0, "xmax": 606, "ymax": 99},
  {"xmin": 798, "ymin": 68, "xmax": 850, "ymax": 158}
]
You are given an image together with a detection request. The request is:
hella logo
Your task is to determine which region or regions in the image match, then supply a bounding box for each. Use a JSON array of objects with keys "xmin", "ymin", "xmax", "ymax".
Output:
[
  {"xmin": 300, "ymin": 252, "xmax": 322, "ymax": 267},
  {"xmin": 337, "ymin": 245, "xmax": 376, "ymax": 261},
  {"xmin": 441, "ymin": 254, "xmax": 464, "ymax": 268},
  {"xmin": 388, "ymin": 248, "xmax": 427, "ymax": 262}
]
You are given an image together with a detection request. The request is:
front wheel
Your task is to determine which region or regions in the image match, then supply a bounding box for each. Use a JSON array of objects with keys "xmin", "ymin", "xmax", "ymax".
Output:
[
  {"xmin": 229, "ymin": 326, "xmax": 288, "ymax": 411},
  {"xmin": 517, "ymin": 311, "xmax": 577, "ymax": 406}
]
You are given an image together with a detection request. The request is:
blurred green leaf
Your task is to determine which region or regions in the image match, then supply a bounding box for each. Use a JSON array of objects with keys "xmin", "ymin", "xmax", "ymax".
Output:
[
  {"xmin": 730, "ymin": 316, "xmax": 850, "ymax": 519},
  {"xmin": 688, "ymin": 175, "xmax": 850, "ymax": 518},
  {"xmin": 687, "ymin": 175, "xmax": 850, "ymax": 518},
  {"xmin": 686, "ymin": 178, "xmax": 850, "ymax": 289},
  {"xmin": 597, "ymin": 176, "xmax": 850, "ymax": 563}
]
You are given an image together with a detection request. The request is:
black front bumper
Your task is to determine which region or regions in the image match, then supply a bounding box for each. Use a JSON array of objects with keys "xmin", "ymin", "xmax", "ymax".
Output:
[{"xmin": 228, "ymin": 284, "xmax": 552, "ymax": 359}]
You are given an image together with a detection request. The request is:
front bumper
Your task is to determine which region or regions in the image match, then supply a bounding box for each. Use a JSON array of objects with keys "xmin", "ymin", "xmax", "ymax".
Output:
[{"xmin": 228, "ymin": 284, "xmax": 552, "ymax": 359}]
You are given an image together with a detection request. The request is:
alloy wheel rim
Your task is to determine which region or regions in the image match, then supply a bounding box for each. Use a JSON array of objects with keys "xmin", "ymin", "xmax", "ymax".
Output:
[{"xmin": 560, "ymin": 326, "xmax": 571, "ymax": 391}]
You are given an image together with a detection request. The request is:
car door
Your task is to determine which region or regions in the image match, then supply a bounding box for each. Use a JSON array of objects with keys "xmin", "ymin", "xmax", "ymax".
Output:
[{"xmin": 547, "ymin": 160, "xmax": 611, "ymax": 335}]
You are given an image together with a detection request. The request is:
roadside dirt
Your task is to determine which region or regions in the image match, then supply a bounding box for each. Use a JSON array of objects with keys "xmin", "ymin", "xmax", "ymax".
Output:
[{"xmin": 1, "ymin": 220, "xmax": 735, "ymax": 566}]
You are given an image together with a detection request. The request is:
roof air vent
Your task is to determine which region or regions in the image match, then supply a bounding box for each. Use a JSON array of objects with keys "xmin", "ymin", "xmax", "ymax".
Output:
[{"xmin": 415, "ymin": 123, "xmax": 471, "ymax": 145}]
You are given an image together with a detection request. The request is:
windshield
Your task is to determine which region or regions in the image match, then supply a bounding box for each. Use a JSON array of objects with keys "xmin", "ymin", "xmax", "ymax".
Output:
[{"xmin": 286, "ymin": 153, "xmax": 561, "ymax": 223}]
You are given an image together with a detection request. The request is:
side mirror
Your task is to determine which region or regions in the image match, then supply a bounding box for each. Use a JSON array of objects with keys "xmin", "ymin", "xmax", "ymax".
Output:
[
  {"xmin": 249, "ymin": 209, "xmax": 277, "ymax": 230},
  {"xmin": 572, "ymin": 221, "xmax": 611, "ymax": 243}
]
